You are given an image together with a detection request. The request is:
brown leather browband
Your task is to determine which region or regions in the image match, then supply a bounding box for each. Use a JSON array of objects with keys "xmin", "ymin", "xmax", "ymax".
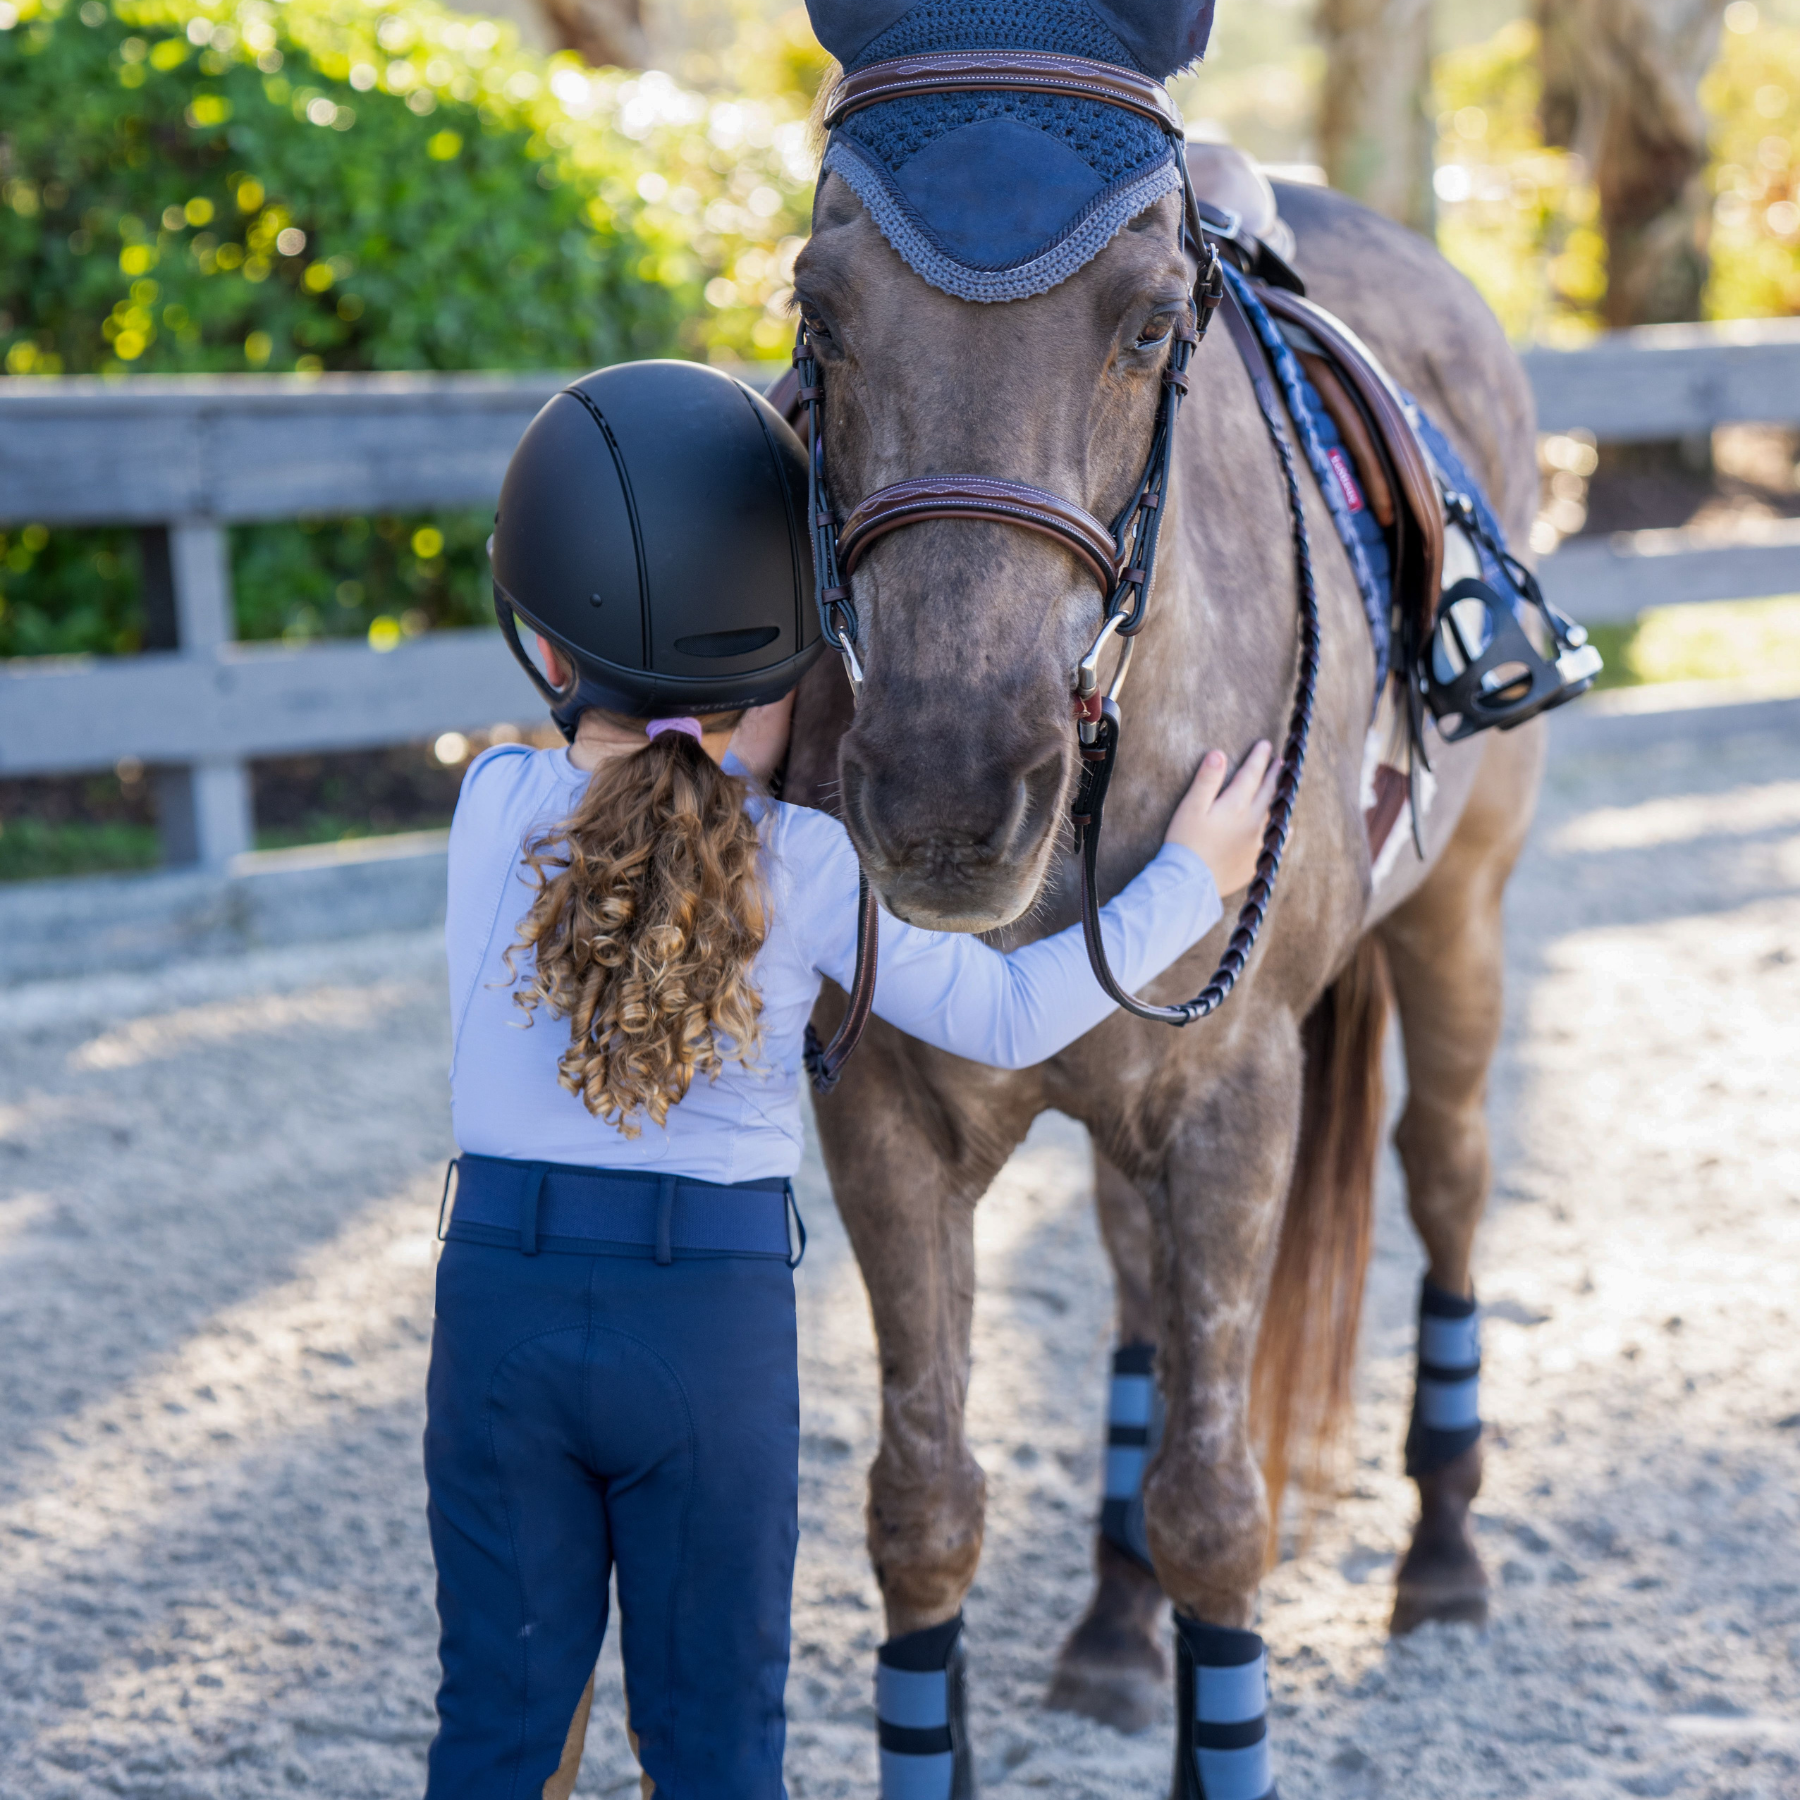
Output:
[
  {"xmin": 836, "ymin": 476, "xmax": 1122, "ymax": 590},
  {"xmin": 822, "ymin": 51, "xmax": 1184, "ymax": 136}
]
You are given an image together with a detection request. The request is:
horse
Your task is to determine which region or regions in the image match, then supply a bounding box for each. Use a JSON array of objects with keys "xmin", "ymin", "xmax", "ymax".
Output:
[{"xmin": 781, "ymin": 150, "xmax": 1545, "ymax": 1773}]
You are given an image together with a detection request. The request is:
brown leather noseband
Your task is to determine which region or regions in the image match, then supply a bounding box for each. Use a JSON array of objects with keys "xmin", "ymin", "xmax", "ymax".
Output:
[{"xmin": 837, "ymin": 477, "xmax": 1124, "ymax": 593}]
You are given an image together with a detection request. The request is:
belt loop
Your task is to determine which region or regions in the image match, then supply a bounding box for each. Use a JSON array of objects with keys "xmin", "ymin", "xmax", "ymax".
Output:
[
  {"xmin": 785, "ymin": 1182, "xmax": 807, "ymax": 1270},
  {"xmin": 437, "ymin": 1158, "xmax": 460, "ymax": 1243},
  {"xmin": 655, "ymin": 1175, "xmax": 676, "ymax": 1266},
  {"xmin": 520, "ymin": 1163, "xmax": 547, "ymax": 1257}
]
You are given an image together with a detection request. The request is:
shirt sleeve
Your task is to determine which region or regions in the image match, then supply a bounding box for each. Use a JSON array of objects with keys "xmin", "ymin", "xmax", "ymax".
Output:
[{"xmin": 783, "ymin": 806, "xmax": 1222, "ymax": 1070}]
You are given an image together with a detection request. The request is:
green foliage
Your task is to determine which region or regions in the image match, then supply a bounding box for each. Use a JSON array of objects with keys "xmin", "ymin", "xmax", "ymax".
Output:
[
  {"xmin": 0, "ymin": 0, "xmax": 822, "ymax": 375},
  {"xmin": 229, "ymin": 507, "xmax": 494, "ymax": 646},
  {"xmin": 1433, "ymin": 9, "xmax": 1800, "ymax": 336},
  {"xmin": 1702, "ymin": 19, "xmax": 1800, "ymax": 318},
  {"xmin": 0, "ymin": 0, "xmax": 671, "ymax": 375},
  {"xmin": 0, "ymin": 815, "xmax": 162, "ymax": 879},
  {"xmin": 0, "ymin": 523, "xmax": 140, "ymax": 654},
  {"xmin": 1431, "ymin": 19, "xmax": 1605, "ymax": 344},
  {"xmin": 0, "ymin": 0, "xmax": 826, "ymax": 651}
]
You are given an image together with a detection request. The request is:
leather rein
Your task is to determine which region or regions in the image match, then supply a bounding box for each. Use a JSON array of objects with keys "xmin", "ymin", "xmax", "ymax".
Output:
[{"xmin": 799, "ymin": 50, "xmax": 1320, "ymax": 1091}]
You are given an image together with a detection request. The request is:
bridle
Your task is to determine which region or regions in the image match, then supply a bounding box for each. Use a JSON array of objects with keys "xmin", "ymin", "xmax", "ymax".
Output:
[{"xmin": 799, "ymin": 50, "xmax": 1321, "ymax": 1092}]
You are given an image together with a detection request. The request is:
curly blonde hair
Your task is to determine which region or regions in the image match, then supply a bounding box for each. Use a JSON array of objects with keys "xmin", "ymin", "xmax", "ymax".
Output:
[{"xmin": 507, "ymin": 727, "xmax": 768, "ymax": 1135}]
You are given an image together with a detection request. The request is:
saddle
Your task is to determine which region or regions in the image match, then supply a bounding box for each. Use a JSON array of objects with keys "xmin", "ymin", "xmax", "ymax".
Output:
[{"xmin": 1184, "ymin": 146, "xmax": 1445, "ymax": 654}]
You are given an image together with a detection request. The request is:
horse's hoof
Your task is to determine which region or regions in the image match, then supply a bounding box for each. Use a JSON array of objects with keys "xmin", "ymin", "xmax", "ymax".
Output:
[
  {"xmin": 1390, "ymin": 1578, "xmax": 1490, "ymax": 1635},
  {"xmin": 1045, "ymin": 1656, "xmax": 1165, "ymax": 1734},
  {"xmin": 1390, "ymin": 1442, "xmax": 1488, "ymax": 1635},
  {"xmin": 1046, "ymin": 1538, "xmax": 1167, "ymax": 1733}
]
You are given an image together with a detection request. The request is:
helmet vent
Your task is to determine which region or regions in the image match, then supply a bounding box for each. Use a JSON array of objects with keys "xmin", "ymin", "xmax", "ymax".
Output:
[{"xmin": 675, "ymin": 625, "xmax": 781, "ymax": 658}]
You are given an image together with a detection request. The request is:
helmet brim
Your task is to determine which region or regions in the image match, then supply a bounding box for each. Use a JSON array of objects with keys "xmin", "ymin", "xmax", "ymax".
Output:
[{"xmin": 496, "ymin": 583, "xmax": 825, "ymax": 739}]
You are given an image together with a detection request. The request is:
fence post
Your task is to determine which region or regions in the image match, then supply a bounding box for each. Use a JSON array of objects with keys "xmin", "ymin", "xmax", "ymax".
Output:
[{"xmin": 151, "ymin": 521, "xmax": 254, "ymax": 868}]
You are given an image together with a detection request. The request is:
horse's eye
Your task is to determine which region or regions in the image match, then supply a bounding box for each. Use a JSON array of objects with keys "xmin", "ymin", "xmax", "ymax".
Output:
[
  {"xmin": 799, "ymin": 303, "xmax": 834, "ymax": 344},
  {"xmin": 1135, "ymin": 313, "xmax": 1177, "ymax": 351}
]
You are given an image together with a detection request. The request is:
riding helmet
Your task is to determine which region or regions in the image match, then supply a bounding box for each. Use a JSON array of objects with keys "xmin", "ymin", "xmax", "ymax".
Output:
[{"xmin": 490, "ymin": 359, "xmax": 821, "ymax": 737}]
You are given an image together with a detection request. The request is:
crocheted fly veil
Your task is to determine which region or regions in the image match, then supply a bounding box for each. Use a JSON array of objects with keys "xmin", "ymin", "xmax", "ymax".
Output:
[{"xmin": 805, "ymin": 0, "xmax": 1216, "ymax": 301}]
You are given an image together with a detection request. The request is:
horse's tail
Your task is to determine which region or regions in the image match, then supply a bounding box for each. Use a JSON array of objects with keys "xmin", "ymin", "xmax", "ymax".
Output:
[{"xmin": 1251, "ymin": 932, "xmax": 1389, "ymax": 1557}]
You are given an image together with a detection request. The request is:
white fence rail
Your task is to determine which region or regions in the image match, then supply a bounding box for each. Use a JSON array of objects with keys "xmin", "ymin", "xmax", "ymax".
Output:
[{"xmin": 5, "ymin": 322, "xmax": 1800, "ymax": 868}]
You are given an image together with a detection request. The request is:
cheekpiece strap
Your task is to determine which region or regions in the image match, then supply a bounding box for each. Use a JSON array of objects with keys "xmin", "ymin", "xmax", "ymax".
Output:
[{"xmin": 823, "ymin": 50, "xmax": 1184, "ymax": 137}]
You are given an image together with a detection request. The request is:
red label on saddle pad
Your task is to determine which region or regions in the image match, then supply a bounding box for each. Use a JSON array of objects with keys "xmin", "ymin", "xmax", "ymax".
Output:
[{"xmin": 1325, "ymin": 446, "xmax": 1365, "ymax": 515}]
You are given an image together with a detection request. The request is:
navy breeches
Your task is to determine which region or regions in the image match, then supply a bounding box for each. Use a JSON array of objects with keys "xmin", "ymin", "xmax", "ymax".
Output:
[{"xmin": 423, "ymin": 1166, "xmax": 800, "ymax": 1800}]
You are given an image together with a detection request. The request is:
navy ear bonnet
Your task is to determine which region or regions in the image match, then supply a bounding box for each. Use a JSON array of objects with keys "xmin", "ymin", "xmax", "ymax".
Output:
[{"xmin": 806, "ymin": 0, "xmax": 1215, "ymax": 302}]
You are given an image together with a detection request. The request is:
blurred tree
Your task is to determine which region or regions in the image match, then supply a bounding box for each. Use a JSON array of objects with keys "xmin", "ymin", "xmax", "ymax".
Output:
[
  {"xmin": 1317, "ymin": 0, "xmax": 1437, "ymax": 231},
  {"xmin": 1536, "ymin": 0, "xmax": 1731, "ymax": 326},
  {"xmin": 539, "ymin": 0, "xmax": 647, "ymax": 67}
]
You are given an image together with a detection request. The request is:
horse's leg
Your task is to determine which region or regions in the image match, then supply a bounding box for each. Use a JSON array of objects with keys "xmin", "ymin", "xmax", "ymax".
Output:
[
  {"xmin": 810, "ymin": 1013, "xmax": 1040, "ymax": 1797},
  {"xmin": 1046, "ymin": 1147, "xmax": 1168, "ymax": 1733},
  {"xmin": 1378, "ymin": 722, "xmax": 1544, "ymax": 1634},
  {"xmin": 1136, "ymin": 1016, "xmax": 1307, "ymax": 1800},
  {"xmin": 1131, "ymin": 924, "xmax": 1387, "ymax": 1798}
]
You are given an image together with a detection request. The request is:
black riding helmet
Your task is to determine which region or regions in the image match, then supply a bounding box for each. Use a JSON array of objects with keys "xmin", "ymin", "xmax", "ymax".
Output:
[{"xmin": 491, "ymin": 360, "xmax": 822, "ymax": 739}]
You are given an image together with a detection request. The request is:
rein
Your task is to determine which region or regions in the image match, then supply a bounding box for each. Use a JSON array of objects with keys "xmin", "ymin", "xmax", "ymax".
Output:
[{"xmin": 799, "ymin": 50, "xmax": 1320, "ymax": 1088}]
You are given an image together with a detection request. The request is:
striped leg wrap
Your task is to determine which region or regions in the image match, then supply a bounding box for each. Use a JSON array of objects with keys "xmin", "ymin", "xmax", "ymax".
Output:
[
  {"xmin": 875, "ymin": 1614, "xmax": 972, "ymax": 1800},
  {"xmin": 1404, "ymin": 1279, "xmax": 1481, "ymax": 1478},
  {"xmin": 1174, "ymin": 1617, "xmax": 1277, "ymax": 1800},
  {"xmin": 1098, "ymin": 1342, "xmax": 1163, "ymax": 1571}
]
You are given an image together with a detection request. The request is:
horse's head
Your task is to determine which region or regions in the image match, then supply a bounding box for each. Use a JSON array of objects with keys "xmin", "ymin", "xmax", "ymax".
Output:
[{"xmin": 794, "ymin": 178, "xmax": 1191, "ymax": 931}]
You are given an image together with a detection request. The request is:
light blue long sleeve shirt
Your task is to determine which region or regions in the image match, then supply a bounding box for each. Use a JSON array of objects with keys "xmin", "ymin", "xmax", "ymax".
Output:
[{"xmin": 446, "ymin": 744, "xmax": 1222, "ymax": 1183}]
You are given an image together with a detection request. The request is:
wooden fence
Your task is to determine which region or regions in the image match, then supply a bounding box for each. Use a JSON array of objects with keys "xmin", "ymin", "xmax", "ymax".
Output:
[{"xmin": 4, "ymin": 318, "xmax": 1800, "ymax": 868}]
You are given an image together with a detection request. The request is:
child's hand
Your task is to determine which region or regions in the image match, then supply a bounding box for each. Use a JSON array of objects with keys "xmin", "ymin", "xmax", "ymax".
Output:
[
  {"xmin": 1165, "ymin": 740, "xmax": 1279, "ymax": 896},
  {"xmin": 728, "ymin": 691, "xmax": 795, "ymax": 784}
]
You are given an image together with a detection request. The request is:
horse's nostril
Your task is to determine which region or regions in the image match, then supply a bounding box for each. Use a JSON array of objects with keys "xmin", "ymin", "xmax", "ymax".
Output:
[
  {"xmin": 840, "ymin": 740, "xmax": 1068, "ymax": 872},
  {"xmin": 1014, "ymin": 748, "xmax": 1067, "ymax": 857},
  {"xmin": 837, "ymin": 751, "xmax": 900, "ymax": 868}
]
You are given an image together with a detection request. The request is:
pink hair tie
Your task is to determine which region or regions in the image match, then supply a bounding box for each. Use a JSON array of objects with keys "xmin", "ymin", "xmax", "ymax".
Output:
[{"xmin": 645, "ymin": 716, "xmax": 704, "ymax": 744}]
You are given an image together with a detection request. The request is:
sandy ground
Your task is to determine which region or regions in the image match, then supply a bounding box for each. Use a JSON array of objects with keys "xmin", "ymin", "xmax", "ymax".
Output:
[{"xmin": 1, "ymin": 712, "xmax": 1797, "ymax": 1800}]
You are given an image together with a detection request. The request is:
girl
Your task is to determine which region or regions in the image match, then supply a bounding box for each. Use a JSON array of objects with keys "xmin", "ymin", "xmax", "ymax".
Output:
[{"xmin": 425, "ymin": 361, "xmax": 1276, "ymax": 1798}]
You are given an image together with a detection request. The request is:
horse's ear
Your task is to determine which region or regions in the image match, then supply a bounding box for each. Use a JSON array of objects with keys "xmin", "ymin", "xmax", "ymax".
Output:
[
  {"xmin": 783, "ymin": 651, "xmax": 857, "ymax": 815},
  {"xmin": 802, "ymin": 1, "xmax": 913, "ymax": 66},
  {"xmin": 1088, "ymin": 1, "xmax": 1216, "ymax": 77}
]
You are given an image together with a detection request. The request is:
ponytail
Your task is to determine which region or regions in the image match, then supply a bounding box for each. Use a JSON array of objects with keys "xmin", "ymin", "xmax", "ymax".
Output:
[{"xmin": 507, "ymin": 730, "xmax": 768, "ymax": 1135}]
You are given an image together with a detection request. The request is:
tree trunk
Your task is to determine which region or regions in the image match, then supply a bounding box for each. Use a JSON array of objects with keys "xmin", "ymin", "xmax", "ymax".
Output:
[
  {"xmin": 538, "ymin": 0, "xmax": 649, "ymax": 69},
  {"xmin": 1536, "ymin": 0, "xmax": 1729, "ymax": 328},
  {"xmin": 1317, "ymin": 0, "xmax": 1437, "ymax": 235}
]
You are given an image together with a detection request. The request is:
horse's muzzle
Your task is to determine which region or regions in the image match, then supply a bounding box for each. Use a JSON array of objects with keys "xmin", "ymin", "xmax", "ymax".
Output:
[{"xmin": 838, "ymin": 740, "xmax": 1067, "ymax": 931}]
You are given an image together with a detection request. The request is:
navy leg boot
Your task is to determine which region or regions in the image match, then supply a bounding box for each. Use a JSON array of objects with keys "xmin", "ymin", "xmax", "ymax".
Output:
[
  {"xmin": 1099, "ymin": 1341, "xmax": 1163, "ymax": 1570},
  {"xmin": 1173, "ymin": 1616, "xmax": 1276, "ymax": 1800},
  {"xmin": 1394, "ymin": 1278, "xmax": 1489, "ymax": 1633},
  {"xmin": 876, "ymin": 1614, "xmax": 974, "ymax": 1800}
]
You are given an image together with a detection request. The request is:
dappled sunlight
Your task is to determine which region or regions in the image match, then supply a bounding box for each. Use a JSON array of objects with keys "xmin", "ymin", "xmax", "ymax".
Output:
[
  {"xmin": 67, "ymin": 981, "xmax": 420, "ymax": 1072},
  {"xmin": 0, "ymin": 1091, "xmax": 92, "ymax": 1144},
  {"xmin": 1548, "ymin": 776, "xmax": 1800, "ymax": 853},
  {"xmin": 0, "ymin": 1192, "xmax": 49, "ymax": 1255},
  {"xmin": 0, "ymin": 1176, "xmax": 438, "ymax": 1563}
]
